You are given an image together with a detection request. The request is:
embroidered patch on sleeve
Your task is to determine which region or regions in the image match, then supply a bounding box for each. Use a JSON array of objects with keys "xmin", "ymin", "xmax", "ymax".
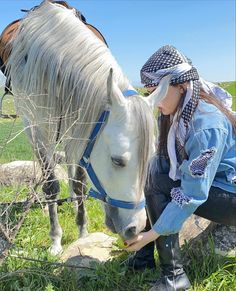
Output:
[
  {"xmin": 170, "ymin": 187, "xmax": 191, "ymax": 207},
  {"xmin": 189, "ymin": 148, "xmax": 216, "ymax": 177}
]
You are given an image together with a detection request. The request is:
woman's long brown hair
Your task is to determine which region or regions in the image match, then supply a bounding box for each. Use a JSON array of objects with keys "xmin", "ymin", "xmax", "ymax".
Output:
[
  {"xmin": 200, "ymin": 91, "xmax": 236, "ymax": 132},
  {"xmin": 158, "ymin": 89, "xmax": 236, "ymax": 159}
]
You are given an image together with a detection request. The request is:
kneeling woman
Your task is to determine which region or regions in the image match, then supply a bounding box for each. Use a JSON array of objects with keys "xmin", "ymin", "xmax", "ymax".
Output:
[{"xmin": 125, "ymin": 45, "xmax": 236, "ymax": 291}]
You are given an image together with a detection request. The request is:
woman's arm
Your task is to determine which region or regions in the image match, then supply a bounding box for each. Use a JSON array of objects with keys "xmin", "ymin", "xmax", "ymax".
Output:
[
  {"xmin": 152, "ymin": 127, "xmax": 227, "ymax": 235},
  {"xmin": 125, "ymin": 127, "xmax": 228, "ymax": 250}
]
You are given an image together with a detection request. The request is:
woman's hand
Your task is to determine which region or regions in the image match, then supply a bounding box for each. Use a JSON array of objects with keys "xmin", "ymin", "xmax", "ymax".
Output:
[{"xmin": 124, "ymin": 229, "xmax": 159, "ymax": 252}]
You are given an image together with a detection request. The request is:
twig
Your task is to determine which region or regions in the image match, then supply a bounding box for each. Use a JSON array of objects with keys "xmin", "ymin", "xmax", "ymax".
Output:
[
  {"xmin": 6, "ymin": 254, "xmax": 96, "ymax": 270},
  {"xmin": 0, "ymin": 194, "xmax": 87, "ymax": 207},
  {"xmin": 0, "ymin": 196, "xmax": 36, "ymax": 261},
  {"xmin": 0, "ymin": 223, "xmax": 11, "ymax": 244}
]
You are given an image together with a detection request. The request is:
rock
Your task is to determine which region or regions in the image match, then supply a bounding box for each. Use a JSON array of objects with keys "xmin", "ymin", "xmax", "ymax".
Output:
[
  {"xmin": 179, "ymin": 215, "xmax": 236, "ymax": 257},
  {"xmin": 61, "ymin": 232, "xmax": 117, "ymax": 269},
  {"xmin": 0, "ymin": 160, "xmax": 68, "ymax": 186},
  {"xmin": 212, "ymin": 225, "xmax": 236, "ymax": 257}
]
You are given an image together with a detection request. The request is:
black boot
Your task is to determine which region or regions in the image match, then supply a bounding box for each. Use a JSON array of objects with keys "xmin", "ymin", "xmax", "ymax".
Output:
[
  {"xmin": 145, "ymin": 188, "xmax": 191, "ymax": 291},
  {"xmin": 149, "ymin": 234, "xmax": 190, "ymax": 291},
  {"xmin": 123, "ymin": 217, "xmax": 156, "ymax": 270}
]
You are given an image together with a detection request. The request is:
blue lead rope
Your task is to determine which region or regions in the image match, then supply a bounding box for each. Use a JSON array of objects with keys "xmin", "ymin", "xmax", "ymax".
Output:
[{"xmin": 79, "ymin": 89, "xmax": 145, "ymax": 210}]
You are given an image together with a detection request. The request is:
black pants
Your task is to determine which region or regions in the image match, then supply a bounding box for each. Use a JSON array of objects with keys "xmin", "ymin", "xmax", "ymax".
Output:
[{"xmin": 145, "ymin": 173, "xmax": 236, "ymax": 227}]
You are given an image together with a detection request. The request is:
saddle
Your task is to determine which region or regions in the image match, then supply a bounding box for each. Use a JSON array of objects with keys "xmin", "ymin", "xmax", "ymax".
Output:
[{"xmin": 0, "ymin": 0, "xmax": 108, "ymax": 96}]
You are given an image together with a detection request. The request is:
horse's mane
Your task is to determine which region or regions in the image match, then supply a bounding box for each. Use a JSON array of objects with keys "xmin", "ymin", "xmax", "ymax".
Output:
[{"xmin": 7, "ymin": 2, "xmax": 155, "ymax": 198}]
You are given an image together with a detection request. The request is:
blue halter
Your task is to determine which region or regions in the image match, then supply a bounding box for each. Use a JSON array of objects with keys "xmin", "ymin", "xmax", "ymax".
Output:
[{"xmin": 79, "ymin": 89, "xmax": 146, "ymax": 210}]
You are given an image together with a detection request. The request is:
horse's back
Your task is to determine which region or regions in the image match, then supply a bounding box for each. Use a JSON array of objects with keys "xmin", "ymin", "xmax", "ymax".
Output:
[
  {"xmin": 0, "ymin": 2, "xmax": 107, "ymax": 68},
  {"xmin": 0, "ymin": 19, "xmax": 20, "ymax": 65}
]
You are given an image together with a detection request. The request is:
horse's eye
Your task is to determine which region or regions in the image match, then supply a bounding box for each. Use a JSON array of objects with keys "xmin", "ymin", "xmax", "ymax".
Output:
[{"xmin": 111, "ymin": 156, "xmax": 126, "ymax": 168}]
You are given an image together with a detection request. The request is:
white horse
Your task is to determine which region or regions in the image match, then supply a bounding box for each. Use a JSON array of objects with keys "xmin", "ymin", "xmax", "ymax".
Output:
[{"xmin": 7, "ymin": 1, "xmax": 170, "ymax": 254}]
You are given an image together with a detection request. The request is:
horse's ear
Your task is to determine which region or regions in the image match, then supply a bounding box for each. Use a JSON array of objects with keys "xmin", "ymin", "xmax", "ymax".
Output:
[
  {"xmin": 145, "ymin": 75, "xmax": 172, "ymax": 110},
  {"xmin": 107, "ymin": 68, "xmax": 126, "ymax": 107}
]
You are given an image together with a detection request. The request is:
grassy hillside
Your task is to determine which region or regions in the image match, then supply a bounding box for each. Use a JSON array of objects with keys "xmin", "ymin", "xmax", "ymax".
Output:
[
  {"xmin": 219, "ymin": 81, "xmax": 236, "ymax": 111},
  {"xmin": 219, "ymin": 81, "xmax": 236, "ymax": 98}
]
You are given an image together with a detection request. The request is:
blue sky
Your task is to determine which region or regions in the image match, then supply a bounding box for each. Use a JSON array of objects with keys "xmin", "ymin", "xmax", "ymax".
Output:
[{"xmin": 0, "ymin": 0, "xmax": 235, "ymax": 86}]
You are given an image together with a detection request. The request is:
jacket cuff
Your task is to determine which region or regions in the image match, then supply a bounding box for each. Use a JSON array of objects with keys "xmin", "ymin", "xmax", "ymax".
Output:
[{"xmin": 152, "ymin": 200, "xmax": 195, "ymax": 236}]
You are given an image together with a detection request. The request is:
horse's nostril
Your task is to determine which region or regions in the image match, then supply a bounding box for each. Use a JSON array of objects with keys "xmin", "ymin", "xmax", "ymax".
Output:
[{"xmin": 125, "ymin": 226, "xmax": 137, "ymax": 239}]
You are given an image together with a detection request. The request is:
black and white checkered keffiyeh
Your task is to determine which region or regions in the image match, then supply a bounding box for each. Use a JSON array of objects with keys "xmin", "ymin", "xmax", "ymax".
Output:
[
  {"xmin": 141, "ymin": 45, "xmax": 199, "ymax": 87},
  {"xmin": 141, "ymin": 45, "xmax": 232, "ymax": 180}
]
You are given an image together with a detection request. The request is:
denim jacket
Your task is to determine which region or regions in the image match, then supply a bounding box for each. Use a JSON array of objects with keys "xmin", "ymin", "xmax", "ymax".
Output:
[{"xmin": 153, "ymin": 100, "xmax": 236, "ymax": 235}]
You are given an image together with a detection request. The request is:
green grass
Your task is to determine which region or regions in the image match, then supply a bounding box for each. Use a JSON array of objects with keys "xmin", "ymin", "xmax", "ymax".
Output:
[
  {"xmin": 1, "ymin": 195, "xmax": 235, "ymax": 291},
  {"xmin": 0, "ymin": 82, "xmax": 236, "ymax": 290},
  {"xmin": 0, "ymin": 119, "xmax": 33, "ymax": 163},
  {"xmin": 0, "ymin": 91, "xmax": 32, "ymax": 164},
  {"xmin": 219, "ymin": 81, "xmax": 236, "ymax": 111},
  {"xmin": 0, "ymin": 215, "xmax": 235, "ymax": 291}
]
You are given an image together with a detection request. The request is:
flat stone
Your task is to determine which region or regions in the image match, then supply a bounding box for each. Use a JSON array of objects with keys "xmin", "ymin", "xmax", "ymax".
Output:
[
  {"xmin": 61, "ymin": 232, "xmax": 117, "ymax": 268},
  {"xmin": 179, "ymin": 215, "xmax": 212, "ymax": 246},
  {"xmin": 0, "ymin": 160, "xmax": 68, "ymax": 186}
]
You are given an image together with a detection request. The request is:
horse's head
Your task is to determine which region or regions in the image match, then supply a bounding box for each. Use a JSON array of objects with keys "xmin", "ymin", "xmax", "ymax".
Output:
[{"xmin": 90, "ymin": 69, "xmax": 171, "ymax": 240}]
